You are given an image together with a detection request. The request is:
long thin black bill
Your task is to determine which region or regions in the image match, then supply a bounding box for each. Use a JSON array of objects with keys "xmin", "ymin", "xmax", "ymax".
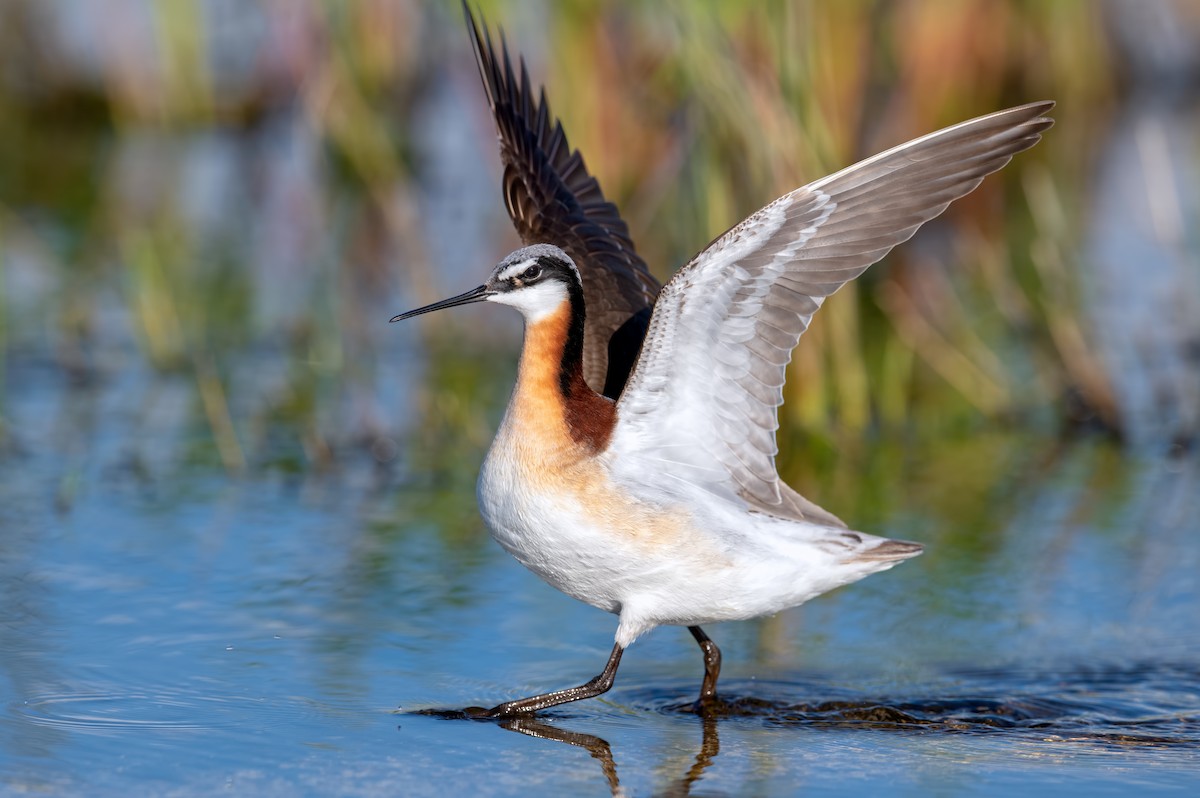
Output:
[{"xmin": 390, "ymin": 285, "xmax": 492, "ymax": 322}]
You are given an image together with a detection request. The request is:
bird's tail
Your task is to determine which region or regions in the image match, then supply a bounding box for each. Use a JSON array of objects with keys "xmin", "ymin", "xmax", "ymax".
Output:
[{"xmin": 854, "ymin": 538, "xmax": 924, "ymax": 564}]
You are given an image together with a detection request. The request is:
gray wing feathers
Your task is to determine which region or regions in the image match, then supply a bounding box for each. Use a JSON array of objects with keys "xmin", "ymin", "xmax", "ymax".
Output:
[{"xmin": 616, "ymin": 101, "xmax": 1053, "ymax": 526}]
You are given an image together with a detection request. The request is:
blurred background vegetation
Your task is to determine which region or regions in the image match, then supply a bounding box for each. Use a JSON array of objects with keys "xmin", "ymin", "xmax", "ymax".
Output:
[{"xmin": 0, "ymin": 0, "xmax": 1197, "ymax": 491}]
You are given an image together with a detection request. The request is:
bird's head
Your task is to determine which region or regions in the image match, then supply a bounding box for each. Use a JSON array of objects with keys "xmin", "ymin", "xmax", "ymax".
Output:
[{"xmin": 390, "ymin": 244, "xmax": 581, "ymax": 324}]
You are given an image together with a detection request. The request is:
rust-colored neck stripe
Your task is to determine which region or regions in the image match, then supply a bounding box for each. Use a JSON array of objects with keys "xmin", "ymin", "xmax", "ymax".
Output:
[{"xmin": 522, "ymin": 282, "xmax": 616, "ymax": 453}]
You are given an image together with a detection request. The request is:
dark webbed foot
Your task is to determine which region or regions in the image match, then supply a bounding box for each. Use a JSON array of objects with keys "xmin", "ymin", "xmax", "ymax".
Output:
[{"xmin": 468, "ymin": 643, "xmax": 625, "ymax": 719}]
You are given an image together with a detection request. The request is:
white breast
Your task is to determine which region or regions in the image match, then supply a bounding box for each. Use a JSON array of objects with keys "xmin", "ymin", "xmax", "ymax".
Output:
[
  {"xmin": 477, "ymin": 421, "xmax": 629, "ymax": 614},
  {"xmin": 476, "ymin": 398, "xmax": 900, "ymax": 648},
  {"xmin": 477, "ymin": 409, "xmax": 743, "ymax": 620}
]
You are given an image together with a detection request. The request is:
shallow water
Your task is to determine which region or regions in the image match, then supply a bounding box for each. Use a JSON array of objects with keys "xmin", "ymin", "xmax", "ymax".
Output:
[{"xmin": 2, "ymin": 352, "xmax": 1198, "ymax": 796}]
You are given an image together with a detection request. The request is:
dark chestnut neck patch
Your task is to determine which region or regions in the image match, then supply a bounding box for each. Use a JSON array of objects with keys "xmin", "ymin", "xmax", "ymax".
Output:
[
  {"xmin": 562, "ymin": 370, "xmax": 617, "ymax": 452},
  {"xmin": 555, "ymin": 264, "xmax": 616, "ymax": 452}
]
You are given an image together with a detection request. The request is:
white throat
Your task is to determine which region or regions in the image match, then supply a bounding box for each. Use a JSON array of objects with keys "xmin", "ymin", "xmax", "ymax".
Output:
[{"xmin": 488, "ymin": 279, "xmax": 571, "ymax": 323}]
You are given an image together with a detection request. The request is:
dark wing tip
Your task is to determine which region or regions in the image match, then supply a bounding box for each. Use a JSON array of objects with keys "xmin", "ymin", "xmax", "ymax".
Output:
[
  {"xmin": 463, "ymin": 1, "xmax": 505, "ymax": 112},
  {"xmin": 988, "ymin": 99, "xmax": 1056, "ymax": 140},
  {"xmin": 1012, "ymin": 99, "xmax": 1055, "ymax": 114},
  {"xmin": 463, "ymin": 1, "xmax": 485, "ymax": 72},
  {"xmin": 989, "ymin": 99, "xmax": 1055, "ymax": 121},
  {"xmin": 1015, "ymin": 99, "xmax": 1056, "ymax": 132}
]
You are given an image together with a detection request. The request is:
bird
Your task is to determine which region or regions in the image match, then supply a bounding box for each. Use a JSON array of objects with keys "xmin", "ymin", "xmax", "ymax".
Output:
[{"xmin": 392, "ymin": 5, "xmax": 1054, "ymax": 718}]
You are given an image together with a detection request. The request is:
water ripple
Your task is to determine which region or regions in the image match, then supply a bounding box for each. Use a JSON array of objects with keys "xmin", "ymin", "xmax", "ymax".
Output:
[
  {"xmin": 626, "ymin": 662, "xmax": 1200, "ymax": 749},
  {"xmin": 13, "ymin": 690, "xmax": 260, "ymax": 734},
  {"xmin": 416, "ymin": 662, "xmax": 1200, "ymax": 752}
]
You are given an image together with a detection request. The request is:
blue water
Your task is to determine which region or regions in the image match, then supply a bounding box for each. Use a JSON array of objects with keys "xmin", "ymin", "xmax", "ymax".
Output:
[{"xmin": 2, "ymin": 354, "xmax": 1197, "ymax": 796}]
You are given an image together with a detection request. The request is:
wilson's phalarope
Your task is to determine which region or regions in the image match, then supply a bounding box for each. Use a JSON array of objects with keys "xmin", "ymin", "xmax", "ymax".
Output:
[{"xmin": 393, "ymin": 7, "xmax": 1054, "ymax": 718}]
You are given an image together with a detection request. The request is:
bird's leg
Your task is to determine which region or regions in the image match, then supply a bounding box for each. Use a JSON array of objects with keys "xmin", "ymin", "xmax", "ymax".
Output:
[
  {"xmin": 688, "ymin": 626, "xmax": 722, "ymax": 705},
  {"xmin": 473, "ymin": 643, "xmax": 625, "ymax": 719}
]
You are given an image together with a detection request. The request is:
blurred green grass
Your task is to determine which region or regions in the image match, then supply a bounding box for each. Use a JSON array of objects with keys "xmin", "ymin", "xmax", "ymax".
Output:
[{"xmin": 0, "ymin": 0, "xmax": 1130, "ymax": 474}]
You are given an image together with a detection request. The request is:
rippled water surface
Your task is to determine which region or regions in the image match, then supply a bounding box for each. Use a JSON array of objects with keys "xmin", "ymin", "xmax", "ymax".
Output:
[{"xmin": 2, "ymin": 356, "xmax": 1198, "ymax": 796}]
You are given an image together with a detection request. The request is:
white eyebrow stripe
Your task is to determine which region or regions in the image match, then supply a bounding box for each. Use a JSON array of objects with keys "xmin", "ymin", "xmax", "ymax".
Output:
[{"xmin": 497, "ymin": 258, "xmax": 539, "ymax": 282}]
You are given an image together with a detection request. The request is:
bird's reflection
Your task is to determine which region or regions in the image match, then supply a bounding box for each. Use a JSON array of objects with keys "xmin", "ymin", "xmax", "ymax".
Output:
[
  {"xmin": 498, "ymin": 718, "xmax": 622, "ymax": 794},
  {"xmin": 498, "ymin": 713, "xmax": 721, "ymax": 797}
]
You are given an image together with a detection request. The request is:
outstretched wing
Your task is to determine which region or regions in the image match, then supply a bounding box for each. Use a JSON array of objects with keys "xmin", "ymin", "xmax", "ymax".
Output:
[
  {"xmin": 465, "ymin": 4, "xmax": 660, "ymax": 398},
  {"xmin": 611, "ymin": 102, "xmax": 1055, "ymax": 525}
]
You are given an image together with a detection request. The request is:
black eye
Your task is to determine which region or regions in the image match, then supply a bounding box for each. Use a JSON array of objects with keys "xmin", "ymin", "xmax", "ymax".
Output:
[{"xmin": 521, "ymin": 264, "xmax": 542, "ymax": 281}]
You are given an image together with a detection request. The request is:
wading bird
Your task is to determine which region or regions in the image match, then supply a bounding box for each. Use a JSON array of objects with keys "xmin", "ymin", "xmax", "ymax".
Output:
[{"xmin": 393, "ymin": 6, "xmax": 1053, "ymax": 717}]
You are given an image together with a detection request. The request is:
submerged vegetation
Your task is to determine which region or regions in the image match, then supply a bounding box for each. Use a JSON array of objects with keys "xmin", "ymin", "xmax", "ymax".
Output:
[{"xmin": 0, "ymin": 0, "xmax": 1194, "ymax": 478}]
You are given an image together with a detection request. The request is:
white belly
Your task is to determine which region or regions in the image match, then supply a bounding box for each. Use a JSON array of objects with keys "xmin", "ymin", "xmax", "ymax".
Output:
[
  {"xmin": 475, "ymin": 416, "xmax": 889, "ymax": 647},
  {"xmin": 478, "ymin": 432, "xmax": 632, "ymax": 614},
  {"xmin": 477, "ymin": 418, "xmax": 745, "ymax": 619}
]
